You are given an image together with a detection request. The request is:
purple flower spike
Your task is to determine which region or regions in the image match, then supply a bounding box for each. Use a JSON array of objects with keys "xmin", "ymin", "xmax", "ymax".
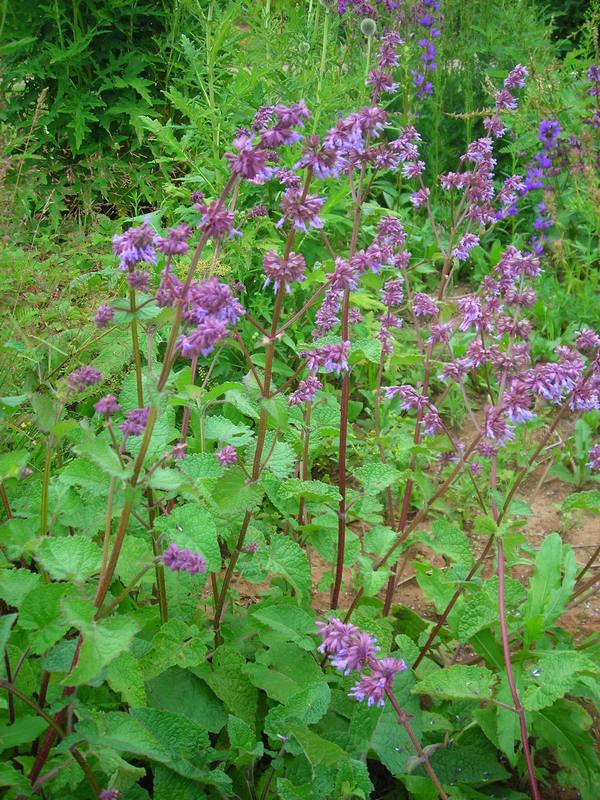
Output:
[
  {"xmin": 120, "ymin": 407, "xmax": 150, "ymax": 436},
  {"xmin": 197, "ymin": 199, "xmax": 240, "ymax": 239},
  {"xmin": 67, "ymin": 366, "xmax": 103, "ymax": 393},
  {"xmin": 587, "ymin": 444, "xmax": 600, "ymax": 472},
  {"xmin": 277, "ymin": 190, "xmax": 324, "ymax": 232},
  {"xmin": 157, "ymin": 224, "xmax": 193, "ymax": 255},
  {"xmin": 452, "ymin": 233, "xmax": 480, "ymax": 261},
  {"xmin": 289, "ymin": 376, "xmax": 322, "ymax": 406},
  {"xmin": 348, "ymin": 657, "xmax": 407, "ymax": 707},
  {"xmin": 162, "ymin": 542, "xmax": 207, "ymax": 575},
  {"xmin": 95, "ymin": 395, "xmax": 121, "ymax": 418},
  {"xmin": 216, "ymin": 445, "xmax": 237, "ymax": 466},
  {"xmin": 95, "ymin": 304, "xmax": 114, "ymax": 328},
  {"xmin": 412, "ymin": 292, "xmax": 439, "ymax": 318},
  {"xmin": 112, "ymin": 222, "xmax": 158, "ymax": 271},
  {"xmin": 263, "ymin": 250, "xmax": 306, "ymax": 292},
  {"xmin": 127, "ymin": 270, "xmax": 150, "ymax": 293}
]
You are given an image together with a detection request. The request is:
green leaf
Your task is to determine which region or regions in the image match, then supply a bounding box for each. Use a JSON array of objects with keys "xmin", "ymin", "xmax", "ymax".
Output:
[
  {"xmin": 212, "ymin": 467, "xmax": 264, "ymax": 514},
  {"xmin": 522, "ymin": 651, "xmax": 599, "ymax": 711},
  {"xmin": 18, "ymin": 583, "xmax": 72, "ymax": 654},
  {"xmin": 428, "ymin": 728, "xmax": 509, "ymax": 785},
  {"xmin": 0, "ymin": 450, "xmax": 29, "ymax": 481},
  {"xmin": 197, "ymin": 646, "xmax": 258, "ymax": 729},
  {"xmin": 265, "ymin": 534, "xmax": 311, "ymax": 600},
  {"xmin": 0, "ymin": 613, "xmax": 17, "ymax": 654},
  {"xmin": 106, "ymin": 651, "xmax": 146, "ymax": 707},
  {"xmin": 228, "ymin": 714, "xmax": 263, "ymax": 759},
  {"xmin": 524, "ymin": 533, "xmax": 577, "ymax": 642},
  {"xmin": 35, "ymin": 535, "xmax": 102, "ymax": 584},
  {"xmin": 416, "ymin": 519, "xmax": 474, "ymax": 568},
  {"xmin": 280, "ymin": 478, "xmax": 341, "ymax": 504},
  {"xmin": 276, "ymin": 778, "xmax": 312, "ymax": 799},
  {"xmin": 560, "ymin": 490, "xmax": 600, "ymax": 516},
  {"xmin": 0, "ymin": 716, "xmax": 47, "ymax": 750},
  {"xmin": 74, "ymin": 436, "xmax": 132, "ymax": 480},
  {"xmin": 289, "ymin": 725, "xmax": 347, "ymax": 767},
  {"xmin": 266, "ymin": 683, "xmax": 331, "ymax": 739},
  {"xmin": 262, "ymin": 396, "xmax": 289, "ymax": 428},
  {"xmin": 140, "ymin": 620, "xmax": 207, "ymax": 681},
  {"xmin": 251, "ymin": 601, "xmax": 316, "ymax": 650},
  {"xmin": 0, "ymin": 568, "xmax": 41, "ymax": 608},
  {"xmin": 62, "ymin": 598, "xmax": 139, "ymax": 686},
  {"xmin": 355, "ymin": 462, "xmax": 401, "ymax": 495},
  {"xmin": 414, "ymin": 665, "xmax": 496, "ymax": 700},
  {"xmin": 533, "ymin": 700, "xmax": 598, "ymax": 800},
  {"xmin": 146, "ymin": 667, "xmax": 227, "ymax": 733},
  {"xmin": 203, "ymin": 415, "xmax": 254, "ymax": 446}
]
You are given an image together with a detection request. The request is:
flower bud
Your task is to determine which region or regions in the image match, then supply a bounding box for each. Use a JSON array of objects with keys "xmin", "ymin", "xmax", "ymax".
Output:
[{"xmin": 360, "ymin": 18, "xmax": 377, "ymax": 38}]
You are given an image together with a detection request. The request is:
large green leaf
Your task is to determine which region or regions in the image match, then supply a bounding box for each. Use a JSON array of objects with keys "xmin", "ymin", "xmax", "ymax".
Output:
[
  {"xmin": 196, "ymin": 646, "xmax": 258, "ymax": 729},
  {"xmin": 146, "ymin": 667, "xmax": 227, "ymax": 733},
  {"xmin": 35, "ymin": 535, "xmax": 102, "ymax": 584},
  {"xmin": 18, "ymin": 583, "xmax": 72, "ymax": 654},
  {"xmin": 522, "ymin": 650, "xmax": 598, "ymax": 711},
  {"xmin": 355, "ymin": 462, "xmax": 401, "ymax": 495},
  {"xmin": 533, "ymin": 700, "xmax": 598, "ymax": 800},
  {"xmin": 265, "ymin": 534, "xmax": 311, "ymax": 600},
  {"xmin": 414, "ymin": 665, "xmax": 496, "ymax": 701},
  {"xmin": 524, "ymin": 533, "xmax": 577, "ymax": 642}
]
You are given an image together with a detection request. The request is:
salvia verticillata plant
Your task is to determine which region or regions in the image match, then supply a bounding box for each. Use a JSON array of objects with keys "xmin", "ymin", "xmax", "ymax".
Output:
[{"xmin": 1, "ymin": 9, "xmax": 600, "ymax": 800}]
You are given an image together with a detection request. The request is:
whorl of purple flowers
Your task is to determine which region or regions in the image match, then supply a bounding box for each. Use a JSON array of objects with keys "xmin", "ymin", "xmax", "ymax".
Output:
[
  {"xmin": 66, "ymin": 366, "xmax": 103, "ymax": 393},
  {"xmin": 175, "ymin": 277, "xmax": 245, "ymax": 359},
  {"xmin": 95, "ymin": 395, "xmax": 120, "ymax": 418},
  {"xmin": 120, "ymin": 407, "xmax": 150, "ymax": 436},
  {"xmin": 411, "ymin": 0, "xmax": 442, "ymax": 100},
  {"xmin": 263, "ymin": 250, "xmax": 306, "ymax": 292},
  {"xmin": 95, "ymin": 304, "xmax": 114, "ymax": 329},
  {"xmin": 112, "ymin": 222, "xmax": 159, "ymax": 271},
  {"xmin": 289, "ymin": 376, "xmax": 323, "ymax": 406},
  {"xmin": 301, "ymin": 341, "xmax": 351, "ymax": 374},
  {"xmin": 162, "ymin": 542, "xmax": 206, "ymax": 575},
  {"xmin": 317, "ymin": 617, "xmax": 407, "ymax": 707},
  {"xmin": 216, "ymin": 445, "xmax": 237, "ymax": 466}
]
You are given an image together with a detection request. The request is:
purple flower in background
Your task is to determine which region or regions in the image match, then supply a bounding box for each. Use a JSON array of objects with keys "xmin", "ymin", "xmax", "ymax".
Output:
[
  {"xmin": 349, "ymin": 308, "xmax": 363, "ymax": 324},
  {"xmin": 243, "ymin": 542, "xmax": 259, "ymax": 553},
  {"xmin": 410, "ymin": 187, "xmax": 430, "ymax": 208},
  {"xmin": 452, "ymin": 233, "xmax": 480, "ymax": 261},
  {"xmin": 67, "ymin": 366, "xmax": 103, "ymax": 393},
  {"xmin": 216, "ymin": 445, "xmax": 237, "ymax": 466},
  {"xmin": 157, "ymin": 225, "xmax": 193, "ymax": 256},
  {"xmin": 385, "ymin": 384, "xmax": 428, "ymax": 412},
  {"xmin": 538, "ymin": 119, "xmax": 561, "ymax": 149},
  {"xmin": 587, "ymin": 444, "xmax": 600, "ymax": 471},
  {"xmin": 483, "ymin": 116, "xmax": 506, "ymax": 138},
  {"xmin": 120, "ymin": 407, "xmax": 150, "ymax": 436},
  {"xmin": 191, "ymin": 277, "xmax": 245, "ymax": 326},
  {"xmin": 112, "ymin": 222, "xmax": 158, "ymax": 271},
  {"xmin": 197, "ymin": 199, "xmax": 240, "ymax": 239},
  {"xmin": 246, "ymin": 204, "xmax": 268, "ymax": 220},
  {"xmin": 382, "ymin": 278, "xmax": 404, "ymax": 307},
  {"xmin": 263, "ymin": 250, "xmax": 306, "ymax": 292},
  {"xmin": 376, "ymin": 216, "xmax": 406, "ymax": 246},
  {"xmin": 179, "ymin": 317, "xmax": 229, "ymax": 358},
  {"xmin": 302, "ymin": 341, "xmax": 350, "ymax": 374},
  {"xmin": 328, "ymin": 258, "xmax": 360, "ymax": 291},
  {"xmin": 95, "ymin": 395, "xmax": 120, "ymax": 418},
  {"xmin": 314, "ymin": 287, "xmax": 342, "ymax": 337},
  {"xmin": 504, "ymin": 64, "xmax": 528, "ymax": 89},
  {"xmin": 412, "ymin": 292, "xmax": 439, "ymax": 318},
  {"xmin": 587, "ymin": 65, "xmax": 600, "ymax": 96},
  {"xmin": 289, "ymin": 376, "xmax": 323, "ymax": 406},
  {"xmin": 503, "ymin": 386, "xmax": 535, "ymax": 424},
  {"xmin": 100, "ymin": 791, "xmax": 120, "ymax": 800},
  {"xmin": 162, "ymin": 542, "xmax": 206, "ymax": 575},
  {"xmin": 278, "ymin": 190, "xmax": 324, "ymax": 232},
  {"xmin": 225, "ymin": 133, "xmax": 269, "ymax": 179},
  {"xmin": 297, "ymin": 134, "xmax": 345, "ymax": 178},
  {"xmin": 127, "ymin": 270, "xmax": 150, "ymax": 293},
  {"xmin": 427, "ymin": 322, "xmax": 452, "ymax": 345},
  {"xmin": 576, "ymin": 329, "xmax": 600, "ymax": 352},
  {"xmin": 495, "ymin": 89, "xmax": 517, "ymax": 111},
  {"xmin": 422, "ymin": 407, "xmax": 442, "ymax": 435},
  {"xmin": 95, "ymin": 304, "xmax": 114, "ymax": 328}
]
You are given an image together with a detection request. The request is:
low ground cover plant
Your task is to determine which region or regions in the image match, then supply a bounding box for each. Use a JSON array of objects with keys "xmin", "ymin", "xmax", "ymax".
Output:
[{"xmin": 1, "ymin": 2, "xmax": 599, "ymax": 800}]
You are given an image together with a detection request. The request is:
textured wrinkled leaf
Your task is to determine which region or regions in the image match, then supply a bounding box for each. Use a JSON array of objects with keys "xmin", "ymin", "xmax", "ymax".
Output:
[
  {"xmin": 140, "ymin": 620, "xmax": 207, "ymax": 681},
  {"xmin": 212, "ymin": 467, "xmax": 264, "ymax": 514},
  {"xmin": 265, "ymin": 534, "xmax": 311, "ymax": 600},
  {"xmin": 561, "ymin": 490, "xmax": 600, "ymax": 515},
  {"xmin": 146, "ymin": 667, "xmax": 226, "ymax": 733},
  {"xmin": 524, "ymin": 533, "xmax": 577, "ymax": 641},
  {"xmin": 0, "ymin": 568, "xmax": 41, "ymax": 608},
  {"xmin": 203, "ymin": 415, "xmax": 254, "ymax": 445},
  {"xmin": 18, "ymin": 583, "xmax": 72, "ymax": 654},
  {"xmin": 414, "ymin": 665, "xmax": 496, "ymax": 700},
  {"xmin": 523, "ymin": 651, "xmax": 598, "ymax": 711},
  {"xmin": 356, "ymin": 462, "xmax": 401, "ymax": 494},
  {"xmin": 35, "ymin": 536, "xmax": 102, "ymax": 583},
  {"xmin": 289, "ymin": 725, "xmax": 347, "ymax": 767},
  {"xmin": 107, "ymin": 651, "xmax": 146, "ymax": 707},
  {"xmin": 533, "ymin": 700, "xmax": 598, "ymax": 800},
  {"xmin": 62, "ymin": 599, "xmax": 139, "ymax": 686},
  {"xmin": 416, "ymin": 519, "xmax": 473, "ymax": 568},
  {"xmin": 251, "ymin": 600, "xmax": 316, "ymax": 650},
  {"xmin": 0, "ymin": 716, "xmax": 47, "ymax": 749},
  {"xmin": 0, "ymin": 450, "xmax": 29, "ymax": 481},
  {"xmin": 428, "ymin": 729, "xmax": 509, "ymax": 785},
  {"xmin": 266, "ymin": 682, "xmax": 331, "ymax": 739},
  {"xmin": 0, "ymin": 613, "xmax": 17, "ymax": 654},
  {"xmin": 280, "ymin": 478, "xmax": 341, "ymax": 504},
  {"xmin": 154, "ymin": 504, "xmax": 219, "ymax": 572},
  {"xmin": 197, "ymin": 646, "xmax": 258, "ymax": 729}
]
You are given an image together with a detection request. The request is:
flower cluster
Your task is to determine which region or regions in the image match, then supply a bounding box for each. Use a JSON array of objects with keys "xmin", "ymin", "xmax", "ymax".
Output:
[
  {"xmin": 162, "ymin": 543, "xmax": 206, "ymax": 575},
  {"xmin": 301, "ymin": 341, "xmax": 351, "ymax": 374},
  {"xmin": 66, "ymin": 366, "xmax": 103, "ymax": 393},
  {"xmin": 120, "ymin": 407, "xmax": 150, "ymax": 437},
  {"xmin": 216, "ymin": 445, "xmax": 237, "ymax": 466},
  {"xmin": 289, "ymin": 376, "xmax": 323, "ymax": 406},
  {"xmin": 317, "ymin": 617, "xmax": 407, "ymax": 707},
  {"xmin": 112, "ymin": 222, "xmax": 159, "ymax": 271},
  {"xmin": 411, "ymin": 0, "xmax": 442, "ymax": 100}
]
